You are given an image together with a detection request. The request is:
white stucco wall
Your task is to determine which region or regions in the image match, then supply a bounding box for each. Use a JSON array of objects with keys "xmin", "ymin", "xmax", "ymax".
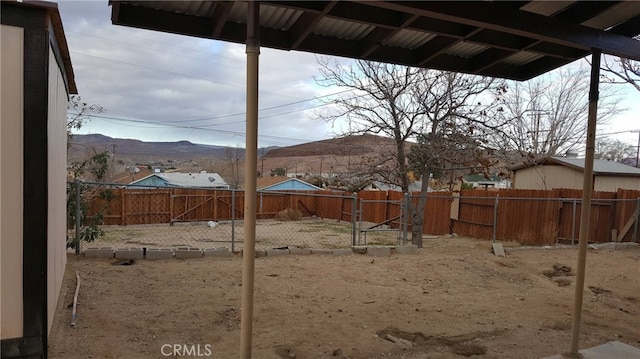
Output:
[{"xmin": 1, "ymin": 24, "xmax": 25, "ymax": 340}]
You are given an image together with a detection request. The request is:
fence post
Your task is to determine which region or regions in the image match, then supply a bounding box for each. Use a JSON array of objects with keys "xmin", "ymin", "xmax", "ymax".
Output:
[
  {"xmin": 74, "ymin": 179, "xmax": 81, "ymax": 254},
  {"xmin": 232, "ymin": 189, "xmax": 236, "ymax": 252},
  {"xmin": 351, "ymin": 192, "xmax": 357, "ymax": 246},
  {"xmin": 492, "ymin": 195, "xmax": 498, "ymax": 243},
  {"xmin": 403, "ymin": 193, "xmax": 409, "ymax": 245},
  {"xmin": 571, "ymin": 199, "xmax": 578, "ymax": 245},
  {"xmin": 121, "ymin": 188, "xmax": 126, "ymax": 226},
  {"xmin": 633, "ymin": 198, "xmax": 640, "ymax": 243}
]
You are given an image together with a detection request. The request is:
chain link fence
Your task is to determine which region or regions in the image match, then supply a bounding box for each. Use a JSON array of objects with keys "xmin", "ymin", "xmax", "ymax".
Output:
[
  {"xmin": 68, "ymin": 183, "xmax": 640, "ymax": 253},
  {"xmin": 68, "ymin": 181, "xmax": 359, "ymax": 252}
]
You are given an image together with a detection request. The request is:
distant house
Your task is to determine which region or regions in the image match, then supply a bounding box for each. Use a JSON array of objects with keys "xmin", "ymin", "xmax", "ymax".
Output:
[
  {"xmin": 512, "ymin": 157, "xmax": 640, "ymax": 191},
  {"xmin": 129, "ymin": 172, "xmax": 229, "ymax": 189},
  {"xmin": 463, "ymin": 174, "xmax": 511, "ymax": 190},
  {"xmin": 256, "ymin": 176, "xmax": 321, "ymax": 191},
  {"xmin": 365, "ymin": 180, "xmax": 429, "ymax": 192}
]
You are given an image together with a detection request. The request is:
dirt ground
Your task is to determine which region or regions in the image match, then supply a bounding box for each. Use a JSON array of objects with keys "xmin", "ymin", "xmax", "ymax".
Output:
[{"xmin": 49, "ymin": 238, "xmax": 639, "ymax": 359}]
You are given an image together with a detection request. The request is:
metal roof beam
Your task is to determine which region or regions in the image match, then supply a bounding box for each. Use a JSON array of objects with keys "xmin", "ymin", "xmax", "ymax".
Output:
[
  {"xmin": 368, "ymin": 1, "xmax": 640, "ymax": 60},
  {"xmin": 112, "ymin": 2, "xmax": 220, "ymax": 40},
  {"xmin": 552, "ymin": 1, "xmax": 621, "ymax": 24},
  {"xmin": 210, "ymin": 2, "xmax": 232, "ymax": 37},
  {"xmin": 289, "ymin": 1, "xmax": 336, "ymax": 49}
]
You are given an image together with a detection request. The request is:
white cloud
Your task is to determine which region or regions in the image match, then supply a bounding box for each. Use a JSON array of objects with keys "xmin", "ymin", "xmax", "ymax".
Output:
[
  {"xmin": 59, "ymin": 1, "xmax": 342, "ymax": 147},
  {"xmin": 58, "ymin": 1, "xmax": 640, "ymax": 149}
]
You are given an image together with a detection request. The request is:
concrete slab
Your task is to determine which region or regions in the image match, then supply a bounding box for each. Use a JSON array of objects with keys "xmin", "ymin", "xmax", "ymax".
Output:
[
  {"xmin": 146, "ymin": 248, "xmax": 174, "ymax": 259},
  {"xmin": 351, "ymin": 246, "xmax": 367, "ymax": 254},
  {"xmin": 332, "ymin": 249, "xmax": 353, "ymax": 256},
  {"xmin": 395, "ymin": 245, "xmax": 418, "ymax": 254},
  {"xmin": 84, "ymin": 247, "xmax": 114, "ymax": 258},
  {"xmin": 368, "ymin": 246, "xmax": 391, "ymax": 257},
  {"xmin": 492, "ymin": 242, "xmax": 506, "ymax": 257},
  {"xmin": 289, "ymin": 247, "xmax": 312, "ymax": 255},
  {"xmin": 266, "ymin": 249, "xmax": 289, "ymax": 256},
  {"xmin": 115, "ymin": 248, "xmax": 144, "ymax": 259},
  {"xmin": 204, "ymin": 248, "xmax": 231, "ymax": 257},
  {"xmin": 310, "ymin": 249, "xmax": 333, "ymax": 255},
  {"xmin": 542, "ymin": 341, "xmax": 640, "ymax": 359},
  {"xmin": 591, "ymin": 242, "xmax": 639, "ymax": 250},
  {"xmin": 175, "ymin": 248, "xmax": 203, "ymax": 259}
]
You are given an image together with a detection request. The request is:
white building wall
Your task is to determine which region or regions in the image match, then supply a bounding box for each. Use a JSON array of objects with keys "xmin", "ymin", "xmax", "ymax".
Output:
[
  {"xmin": 514, "ymin": 165, "xmax": 582, "ymax": 190},
  {"xmin": 594, "ymin": 176, "xmax": 640, "ymax": 192},
  {"xmin": 47, "ymin": 47, "xmax": 69, "ymax": 334},
  {"xmin": 515, "ymin": 165, "xmax": 640, "ymax": 191}
]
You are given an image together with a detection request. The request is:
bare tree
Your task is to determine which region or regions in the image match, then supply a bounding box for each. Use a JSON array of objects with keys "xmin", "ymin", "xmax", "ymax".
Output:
[
  {"xmin": 67, "ymin": 95, "xmax": 110, "ymax": 181},
  {"xmin": 600, "ymin": 56, "xmax": 640, "ymax": 92},
  {"xmin": 595, "ymin": 137, "xmax": 636, "ymax": 163},
  {"xmin": 406, "ymin": 71, "xmax": 505, "ymax": 245},
  {"xmin": 316, "ymin": 59, "xmax": 505, "ymax": 246},
  {"xmin": 223, "ymin": 147, "xmax": 243, "ymax": 188},
  {"xmin": 491, "ymin": 65, "xmax": 623, "ymax": 165},
  {"xmin": 67, "ymin": 95, "xmax": 105, "ymax": 147},
  {"xmin": 316, "ymin": 59, "xmax": 422, "ymax": 192}
]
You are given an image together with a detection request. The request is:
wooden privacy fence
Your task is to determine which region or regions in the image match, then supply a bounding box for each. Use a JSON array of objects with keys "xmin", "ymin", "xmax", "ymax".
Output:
[
  {"xmin": 85, "ymin": 186, "xmax": 640, "ymax": 246},
  {"xmin": 409, "ymin": 188, "xmax": 639, "ymax": 245}
]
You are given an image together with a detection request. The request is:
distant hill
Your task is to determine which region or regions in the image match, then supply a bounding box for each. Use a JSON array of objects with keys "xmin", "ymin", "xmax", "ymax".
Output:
[
  {"xmin": 264, "ymin": 133, "xmax": 398, "ymax": 158},
  {"xmin": 68, "ymin": 134, "xmax": 279, "ymax": 165},
  {"xmin": 67, "ymin": 133, "xmax": 401, "ymax": 177}
]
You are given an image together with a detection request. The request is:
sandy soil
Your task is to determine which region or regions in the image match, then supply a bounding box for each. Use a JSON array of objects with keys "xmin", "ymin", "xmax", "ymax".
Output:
[{"xmin": 49, "ymin": 238, "xmax": 639, "ymax": 359}]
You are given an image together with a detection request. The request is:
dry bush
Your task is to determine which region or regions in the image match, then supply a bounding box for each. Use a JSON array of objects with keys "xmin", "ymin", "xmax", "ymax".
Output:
[{"xmin": 275, "ymin": 208, "xmax": 302, "ymax": 221}]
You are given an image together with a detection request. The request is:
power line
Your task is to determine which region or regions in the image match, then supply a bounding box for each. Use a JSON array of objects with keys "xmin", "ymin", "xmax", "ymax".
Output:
[{"xmin": 71, "ymin": 51, "xmax": 306, "ymax": 102}]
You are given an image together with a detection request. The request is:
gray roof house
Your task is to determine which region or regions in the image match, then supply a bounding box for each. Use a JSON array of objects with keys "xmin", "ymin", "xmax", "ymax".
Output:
[
  {"xmin": 512, "ymin": 157, "xmax": 640, "ymax": 191},
  {"xmin": 129, "ymin": 172, "xmax": 230, "ymax": 189}
]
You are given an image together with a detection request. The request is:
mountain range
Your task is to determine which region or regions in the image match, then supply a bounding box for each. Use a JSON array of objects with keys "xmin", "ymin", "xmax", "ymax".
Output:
[{"xmin": 67, "ymin": 133, "xmax": 397, "ymax": 175}]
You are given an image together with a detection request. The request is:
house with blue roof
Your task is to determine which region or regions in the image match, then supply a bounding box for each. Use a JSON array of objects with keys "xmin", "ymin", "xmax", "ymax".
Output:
[
  {"xmin": 129, "ymin": 172, "xmax": 229, "ymax": 189},
  {"xmin": 255, "ymin": 176, "xmax": 321, "ymax": 192}
]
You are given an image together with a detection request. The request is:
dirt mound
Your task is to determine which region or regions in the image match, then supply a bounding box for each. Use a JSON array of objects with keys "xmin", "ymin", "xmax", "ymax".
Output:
[
  {"xmin": 542, "ymin": 263, "xmax": 573, "ymax": 278},
  {"xmin": 376, "ymin": 327, "xmax": 495, "ymax": 357}
]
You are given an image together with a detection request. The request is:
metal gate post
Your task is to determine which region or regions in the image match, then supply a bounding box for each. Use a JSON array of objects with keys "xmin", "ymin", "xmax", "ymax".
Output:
[
  {"xmin": 492, "ymin": 195, "xmax": 498, "ymax": 243},
  {"xmin": 231, "ymin": 189, "xmax": 236, "ymax": 252},
  {"xmin": 75, "ymin": 179, "xmax": 81, "ymax": 254},
  {"xmin": 633, "ymin": 198, "xmax": 640, "ymax": 243},
  {"xmin": 351, "ymin": 192, "xmax": 357, "ymax": 246},
  {"xmin": 571, "ymin": 199, "xmax": 577, "ymax": 245}
]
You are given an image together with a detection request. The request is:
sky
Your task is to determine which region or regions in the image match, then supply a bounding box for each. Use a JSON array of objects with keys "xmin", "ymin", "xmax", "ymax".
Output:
[{"xmin": 58, "ymin": 1, "xmax": 639, "ymax": 150}]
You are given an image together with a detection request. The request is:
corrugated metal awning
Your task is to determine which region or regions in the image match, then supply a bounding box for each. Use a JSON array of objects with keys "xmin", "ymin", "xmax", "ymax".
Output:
[{"xmin": 110, "ymin": 1, "xmax": 640, "ymax": 80}]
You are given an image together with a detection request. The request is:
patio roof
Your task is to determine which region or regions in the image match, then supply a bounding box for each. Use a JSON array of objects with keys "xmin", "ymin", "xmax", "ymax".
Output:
[
  {"xmin": 108, "ymin": 2, "xmax": 640, "ymax": 357},
  {"xmin": 110, "ymin": 1, "xmax": 640, "ymax": 80}
]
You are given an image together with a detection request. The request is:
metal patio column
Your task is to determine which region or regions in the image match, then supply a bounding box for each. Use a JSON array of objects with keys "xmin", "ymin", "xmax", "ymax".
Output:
[
  {"xmin": 567, "ymin": 50, "xmax": 601, "ymax": 358},
  {"xmin": 240, "ymin": 2, "xmax": 259, "ymax": 358}
]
